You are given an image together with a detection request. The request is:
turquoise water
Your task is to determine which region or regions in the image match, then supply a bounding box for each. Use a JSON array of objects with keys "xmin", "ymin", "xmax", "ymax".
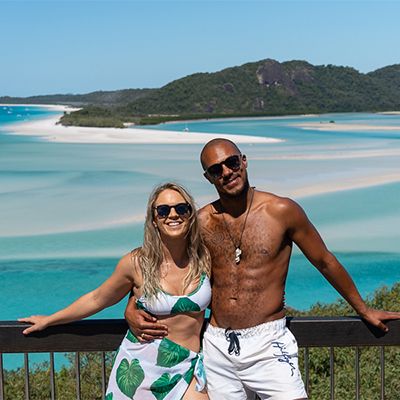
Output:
[
  {"xmin": 0, "ymin": 107, "xmax": 399, "ymax": 320},
  {"xmin": 146, "ymin": 113, "xmax": 400, "ymax": 144},
  {"xmin": 1, "ymin": 106, "xmax": 399, "ymax": 371}
]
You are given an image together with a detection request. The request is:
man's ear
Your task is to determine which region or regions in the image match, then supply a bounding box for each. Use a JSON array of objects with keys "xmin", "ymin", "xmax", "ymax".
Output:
[{"xmin": 242, "ymin": 154, "xmax": 248, "ymax": 168}]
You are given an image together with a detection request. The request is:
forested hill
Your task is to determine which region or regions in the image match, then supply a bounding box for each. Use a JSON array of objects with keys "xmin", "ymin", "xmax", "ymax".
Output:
[
  {"xmin": 0, "ymin": 88, "xmax": 155, "ymax": 107},
  {"xmin": 2, "ymin": 59, "xmax": 400, "ymax": 127},
  {"xmin": 124, "ymin": 60, "xmax": 400, "ymax": 117}
]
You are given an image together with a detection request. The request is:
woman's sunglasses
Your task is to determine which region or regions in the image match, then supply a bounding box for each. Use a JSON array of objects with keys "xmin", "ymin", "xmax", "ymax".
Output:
[
  {"xmin": 154, "ymin": 203, "xmax": 192, "ymax": 218},
  {"xmin": 204, "ymin": 154, "xmax": 242, "ymax": 179}
]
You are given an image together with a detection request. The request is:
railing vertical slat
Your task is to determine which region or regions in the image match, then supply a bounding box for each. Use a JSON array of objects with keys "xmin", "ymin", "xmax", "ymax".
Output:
[
  {"xmin": 329, "ymin": 347, "xmax": 334, "ymax": 400},
  {"xmin": 101, "ymin": 352, "xmax": 107, "ymax": 399},
  {"xmin": 24, "ymin": 353, "xmax": 30, "ymax": 400},
  {"xmin": 50, "ymin": 352, "xmax": 56, "ymax": 400},
  {"xmin": 303, "ymin": 347, "xmax": 310, "ymax": 395},
  {"xmin": 380, "ymin": 346, "xmax": 385, "ymax": 400},
  {"xmin": 355, "ymin": 347, "xmax": 360, "ymax": 400},
  {"xmin": 75, "ymin": 352, "xmax": 81, "ymax": 400},
  {"xmin": 0, "ymin": 353, "xmax": 4, "ymax": 400}
]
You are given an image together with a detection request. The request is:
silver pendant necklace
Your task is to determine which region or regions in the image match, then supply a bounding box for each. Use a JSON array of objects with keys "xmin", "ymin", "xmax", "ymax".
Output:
[
  {"xmin": 234, "ymin": 247, "xmax": 242, "ymax": 265},
  {"xmin": 221, "ymin": 187, "xmax": 255, "ymax": 265}
]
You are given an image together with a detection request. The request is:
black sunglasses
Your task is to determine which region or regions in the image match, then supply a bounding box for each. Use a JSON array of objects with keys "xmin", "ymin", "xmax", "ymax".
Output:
[
  {"xmin": 204, "ymin": 154, "xmax": 242, "ymax": 179},
  {"xmin": 154, "ymin": 203, "xmax": 192, "ymax": 218}
]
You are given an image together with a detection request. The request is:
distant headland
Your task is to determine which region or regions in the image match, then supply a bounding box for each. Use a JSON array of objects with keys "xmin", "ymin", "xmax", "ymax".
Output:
[{"xmin": 1, "ymin": 58, "xmax": 399, "ymax": 127}]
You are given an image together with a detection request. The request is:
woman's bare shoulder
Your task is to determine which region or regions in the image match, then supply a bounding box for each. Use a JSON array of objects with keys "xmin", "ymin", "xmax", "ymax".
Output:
[{"xmin": 117, "ymin": 247, "xmax": 142, "ymax": 279}]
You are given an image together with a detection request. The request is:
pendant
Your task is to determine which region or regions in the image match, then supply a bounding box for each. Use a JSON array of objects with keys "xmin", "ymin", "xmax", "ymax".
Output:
[{"xmin": 235, "ymin": 247, "xmax": 242, "ymax": 264}]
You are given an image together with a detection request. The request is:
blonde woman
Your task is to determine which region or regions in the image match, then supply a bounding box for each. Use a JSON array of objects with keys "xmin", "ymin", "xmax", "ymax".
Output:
[{"xmin": 19, "ymin": 182, "xmax": 211, "ymax": 400}]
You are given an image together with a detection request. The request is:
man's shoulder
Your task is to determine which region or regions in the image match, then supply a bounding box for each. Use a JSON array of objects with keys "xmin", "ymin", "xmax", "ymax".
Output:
[
  {"xmin": 198, "ymin": 202, "xmax": 214, "ymax": 216},
  {"xmin": 198, "ymin": 200, "xmax": 218, "ymax": 215},
  {"xmin": 198, "ymin": 200, "xmax": 219, "ymax": 229},
  {"xmin": 256, "ymin": 190, "xmax": 299, "ymax": 215}
]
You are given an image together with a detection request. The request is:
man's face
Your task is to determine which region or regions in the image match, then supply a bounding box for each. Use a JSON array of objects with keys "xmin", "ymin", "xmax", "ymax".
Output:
[{"xmin": 202, "ymin": 142, "xmax": 248, "ymax": 197}]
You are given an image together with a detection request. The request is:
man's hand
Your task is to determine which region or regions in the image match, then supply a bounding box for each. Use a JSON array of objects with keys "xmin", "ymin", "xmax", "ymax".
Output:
[
  {"xmin": 360, "ymin": 308, "xmax": 400, "ymax": 332},
  {"xmin": 125, "ymin": 296, "xmax": 168, "ymax": 341}
]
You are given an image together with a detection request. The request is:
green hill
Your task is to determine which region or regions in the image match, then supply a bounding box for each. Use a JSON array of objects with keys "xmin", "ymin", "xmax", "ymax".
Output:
[
  {"xmin": 0, "ymin": 88, "xmax": 155, "ymax": 107},
  {"xmin": 2, "ymin": 59, "xmax": 400, "ymax": 127},
  {"xmin": 125, "ymin": 59, "xmax": 400, "ymax": 116}
]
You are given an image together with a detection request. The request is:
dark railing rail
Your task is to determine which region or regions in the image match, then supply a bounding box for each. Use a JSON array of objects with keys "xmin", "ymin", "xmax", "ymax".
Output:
[
  {"xmin": 0, "ymin": 317, "xmax": 399, "ymax": 399},
  {"xmin": 1, "ymin": 319, "xmax": 128, "ymax": 353},
  {"xmin": 2, "ymin": 317, "xmax": 399, "ymax": 352}
]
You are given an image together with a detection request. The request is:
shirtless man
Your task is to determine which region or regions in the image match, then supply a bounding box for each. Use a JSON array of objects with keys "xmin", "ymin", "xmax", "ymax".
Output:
[{"xmin": 126, "ymin": 138, "xmax": 400, "ymax": 400}]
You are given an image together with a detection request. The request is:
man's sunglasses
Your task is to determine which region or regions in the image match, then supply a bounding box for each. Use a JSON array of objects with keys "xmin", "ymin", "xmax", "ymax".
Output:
[
  {"xmin": 154, "ymin": 203, "xmax": 192, "ymax": 218},
  {"xmin": 204, "ymin": 154, "xmax": 242, "ymax": 179}
]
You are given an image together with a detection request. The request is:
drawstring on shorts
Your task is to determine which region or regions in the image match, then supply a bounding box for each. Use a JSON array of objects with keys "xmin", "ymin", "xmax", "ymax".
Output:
[{"xmin": 225, "ymin": 328, "xmax": 241, "ymax": 356}]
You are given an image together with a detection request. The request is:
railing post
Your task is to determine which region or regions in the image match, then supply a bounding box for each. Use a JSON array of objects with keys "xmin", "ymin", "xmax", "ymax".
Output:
[
  {"xmin": 75, "ymin": 352, "xmax": 81, "ymax": 400},
  {"xmin": 329, "ymin": 347, "xmax": 334, "ymax": 400},
  {"xmin": 0, "ymin": 353, "xmax": 4, "ymax": 400},
  {"xmin": 101, "ymin": 352, "xmax": 107, "ymax": 400},
  {"xmin": 50, "ymin": 352, "xmax": 56, "ymax": 400},
  {"xmin": 380, "ymin": 346, "xmax": 385, "ymax": 400},
  {"xmin": 303, "ymin": 347, "xmax": 310, "ymax": 395},
  {"xmin": 355, "ymin": 347, "xmax": 360, "ymax": 400},
  {"xmin": 24, "ymin": 353, "xmax": 30, "ymax": 400}
]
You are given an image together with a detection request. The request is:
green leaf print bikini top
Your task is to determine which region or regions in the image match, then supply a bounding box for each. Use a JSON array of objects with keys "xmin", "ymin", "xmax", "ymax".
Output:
[{"xmin": 136, "ymin": 273, "xmax": 211, "ymax": 316}]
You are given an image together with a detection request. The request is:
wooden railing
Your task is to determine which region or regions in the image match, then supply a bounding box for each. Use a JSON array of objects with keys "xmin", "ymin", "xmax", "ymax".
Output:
[{"xmin": 0, "ymin": 317, "xmax": 399, "ymax": 399}]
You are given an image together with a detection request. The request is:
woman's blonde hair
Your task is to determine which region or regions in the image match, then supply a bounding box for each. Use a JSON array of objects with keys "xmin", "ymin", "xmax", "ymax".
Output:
[{"xmin": 139, "ymin": 182, "xmax": 210, "ymax": 298}]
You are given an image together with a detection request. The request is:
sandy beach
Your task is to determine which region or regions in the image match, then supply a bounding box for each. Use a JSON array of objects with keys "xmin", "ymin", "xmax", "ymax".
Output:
[
  {"xmin": 1, "ymin": 106, "xmax": 400, "ymax": 244},
  {"xmin": 2, "ymin": 105, "xmax": 400, "ymax": 207},
  {"xmin": 294, "ymin": 121, "xmax": 400, "ymax": 132},
  {"xmin": 290, "ymin": 172, "xmax": 400, "ymax": 199},
  {"xmin": 1, "ymin": 105, "xmax": 282, "ymax": 145},
  {"xmin": 378, "ymin": 111, "xmax": 400, "ymax": 115}
]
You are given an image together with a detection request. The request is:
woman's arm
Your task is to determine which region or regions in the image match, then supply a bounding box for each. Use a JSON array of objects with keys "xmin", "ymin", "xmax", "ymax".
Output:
[{"xmin": 19, "ymin": 253, "xmax": 136, "ymax": 334}]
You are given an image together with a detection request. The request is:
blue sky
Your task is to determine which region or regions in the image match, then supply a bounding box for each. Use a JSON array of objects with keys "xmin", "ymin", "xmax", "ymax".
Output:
[{"xmin": 1, "ymin": 0, "xmax": 399, "ymax": 97}]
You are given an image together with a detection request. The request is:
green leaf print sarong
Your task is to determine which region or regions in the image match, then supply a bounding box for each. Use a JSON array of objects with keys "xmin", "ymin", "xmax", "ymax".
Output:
[{"xmin": 106, "ymin": 330, "xmax": 206, "ymax": 399}]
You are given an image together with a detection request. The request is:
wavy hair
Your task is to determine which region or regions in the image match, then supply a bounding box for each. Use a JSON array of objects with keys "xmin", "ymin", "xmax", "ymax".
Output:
[{"xmin": 139, "ymin": 182, "xmax": 210, "ymax": 298}]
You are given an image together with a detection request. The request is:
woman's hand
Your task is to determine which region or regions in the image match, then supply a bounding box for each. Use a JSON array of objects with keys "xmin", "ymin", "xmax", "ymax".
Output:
[{"xmin": 18, "ymin": 315, "xmax": 50, "ymax": 335}]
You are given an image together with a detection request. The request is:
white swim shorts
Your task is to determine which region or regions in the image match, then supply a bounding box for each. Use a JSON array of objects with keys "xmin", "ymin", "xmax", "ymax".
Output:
[{"xmin": 203, "ymin": 317, "xmax": 308, "ymax": 400}]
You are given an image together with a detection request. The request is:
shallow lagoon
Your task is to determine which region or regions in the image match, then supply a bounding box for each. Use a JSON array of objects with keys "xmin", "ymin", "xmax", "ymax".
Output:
[{"xmin": 0, "ymin": 108, "xmax": 399, "ymax": 319}]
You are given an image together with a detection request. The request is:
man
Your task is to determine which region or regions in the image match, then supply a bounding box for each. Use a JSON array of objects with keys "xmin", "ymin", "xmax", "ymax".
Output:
[{"xmin": 126, "ymin": 138, "xmax": 399, "ymax": 400}]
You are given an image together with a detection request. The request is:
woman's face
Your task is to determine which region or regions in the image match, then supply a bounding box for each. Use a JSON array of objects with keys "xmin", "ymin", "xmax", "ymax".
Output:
[{"xmin": 153, "ymin": 189, "xmax": 192, "ymax": 240}]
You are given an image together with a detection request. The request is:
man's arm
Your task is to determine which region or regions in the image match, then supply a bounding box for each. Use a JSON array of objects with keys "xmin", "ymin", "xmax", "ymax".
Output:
[
  {"xmin": 284, "ymin": 198, "xmax": 400, "ymax": 332},
  {"xmin": 125, "ymin": 296, "xmax": 168, "ymax": 341}
]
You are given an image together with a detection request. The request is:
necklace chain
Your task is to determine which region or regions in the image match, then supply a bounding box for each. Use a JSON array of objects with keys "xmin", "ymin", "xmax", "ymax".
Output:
[{"xmin": 221, "ymin": 187, "xmax": 255, "ymax": 265}]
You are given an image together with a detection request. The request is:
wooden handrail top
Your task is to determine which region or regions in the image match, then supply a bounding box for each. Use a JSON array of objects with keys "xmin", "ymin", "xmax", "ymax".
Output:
[{"xmin": 1, "ymin": 317, "xmax": 399, "ymax": 353}]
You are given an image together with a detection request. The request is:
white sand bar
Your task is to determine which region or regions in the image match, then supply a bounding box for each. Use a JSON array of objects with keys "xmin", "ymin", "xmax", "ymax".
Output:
[
  {"xmin": 378, "ymin": 111, "xmax": 400, "ymax": 115},
  {"xmin": 294, "ymin": 121, "xmax": 400, "ymax": 132},
  {"xmin": 0, "ymin": 103, "xmax": 76, "ymax": 112},
  {"xmin": 2, "ymin": 105, "xmax": 282, "ymax": 144},
  {"xmin": 291, "ymin": 172, "xmax": 400, "ymax": 199}
]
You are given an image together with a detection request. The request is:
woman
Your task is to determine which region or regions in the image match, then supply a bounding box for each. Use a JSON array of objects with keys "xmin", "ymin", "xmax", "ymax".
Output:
[{"xmin": 19, "ymin": 182, "xmax": 211, "ymax": 400}]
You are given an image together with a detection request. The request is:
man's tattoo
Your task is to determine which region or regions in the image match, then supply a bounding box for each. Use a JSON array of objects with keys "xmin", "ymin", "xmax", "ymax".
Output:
[{"xmin": 202, "ymin": 225, "xmax": 227, "ymax": 245}]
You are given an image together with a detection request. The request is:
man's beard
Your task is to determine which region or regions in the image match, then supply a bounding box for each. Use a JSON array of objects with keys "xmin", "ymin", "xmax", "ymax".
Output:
[{"xmin": 219, "ymin": 178, "xmax": 250, "ymax": 199}]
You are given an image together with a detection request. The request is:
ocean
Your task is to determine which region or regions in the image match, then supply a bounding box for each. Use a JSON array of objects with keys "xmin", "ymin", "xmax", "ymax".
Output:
[{"xmin": 1, "ymin": 107, "xmax": 399, "ymax": 320}]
